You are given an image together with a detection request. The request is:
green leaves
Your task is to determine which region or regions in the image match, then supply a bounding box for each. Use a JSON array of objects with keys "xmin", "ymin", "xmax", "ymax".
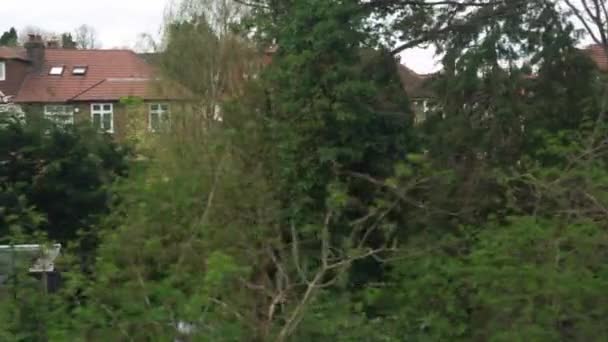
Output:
[
  {"xmin": 5, "ymin": 1, "xmax": 608, "ymax": 340},
  {"xmin": 0, "ymin": 121, "xmax": 129, "ymax": 241},
  {"xmin": 327, "ymin": 182, "xmax": 349, "ymax": 209},
  {"xmin": 387, "ymin": 217, "xmax": 608, "ymax": 341},
  {"xmin": 203, "ymin": 251, "xmax": 248, "ymax": 295}
]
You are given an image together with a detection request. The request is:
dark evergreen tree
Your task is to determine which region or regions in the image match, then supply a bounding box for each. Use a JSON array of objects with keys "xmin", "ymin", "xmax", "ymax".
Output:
[
  {"xmin": 0, "ymin": 27, "xmax": 18, "ymax": 46},
  {"xmin": 0, "ymin": 120, "xmax": 130, "ymax": 242},
  {"xmin": 61, "ymin": 33, "xmax": 77, "ymax": 49}
]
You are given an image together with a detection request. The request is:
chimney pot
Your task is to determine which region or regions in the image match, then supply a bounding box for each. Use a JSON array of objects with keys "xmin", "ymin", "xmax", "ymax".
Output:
[{"xmin": 27, "ymin": 34, "xmax": 43, "ymax": 42}]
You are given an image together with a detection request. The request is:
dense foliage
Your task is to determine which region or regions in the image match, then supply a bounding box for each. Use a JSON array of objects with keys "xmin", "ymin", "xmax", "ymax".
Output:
[
  {"xmin": 0, "ymin": 120, "xmax": 129, "ymax": 242},
  {"xmin": 3, "ymin": 0, "xmax": 608, "ymax": 341},
  {"xmin": 0, "ymin": 27, "xmax": 18, "ymax": 46}
]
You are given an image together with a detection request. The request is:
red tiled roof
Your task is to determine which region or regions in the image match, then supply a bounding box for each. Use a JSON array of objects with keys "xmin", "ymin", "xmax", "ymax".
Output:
[
  {"xmin": 0, "ymin": 47, "xmax": 29, "ymax": 61},
  {"xmin": 14, "ymin": 49, "xmax": 182, "ymax": 103},
  {"xmin": 72, "ymin": 78, "xmax": 187, "ymax": 101},
  {"xmin": 583, "ymin": 44, "xmax": 608, "ymax": 71}
]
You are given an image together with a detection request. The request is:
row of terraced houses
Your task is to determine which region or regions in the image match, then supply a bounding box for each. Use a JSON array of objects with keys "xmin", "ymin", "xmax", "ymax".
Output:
[
  {"xmin": 0, "ymin": 35, "xmax": 184, "ymax": 138},
  {"xmin": 2, "ymin": 35, "xmax": 608, "ymax": 133}
]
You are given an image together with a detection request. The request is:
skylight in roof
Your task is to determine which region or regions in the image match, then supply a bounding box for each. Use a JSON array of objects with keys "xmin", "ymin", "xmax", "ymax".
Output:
[
  {"xmin": 49, "ymin": 66, "xmax": 64, "ymax": 75},
  {"xmin": 72, "ymin": 66, "xmax": 88, "ymax": 75}
]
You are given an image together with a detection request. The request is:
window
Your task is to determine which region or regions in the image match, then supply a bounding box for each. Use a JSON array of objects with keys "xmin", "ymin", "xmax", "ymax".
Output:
[
  {"xmin": 0, "ymin": 61, "xmax": 5, "ymax": 81},
  {"xmin": 49, "ymin": 66, "xmax": 64, "ymax": 76},
  {"xmin": 149, "ymin": 103, "xmax": 170, "ymax": 132},
  {"xmin": 91, "ymin": 103, "xmax": 113, "ymax": 133},
  {"xmin": 72, "ymin": 66, "xmax": 88, "ymax": 75},
  {"xmin": 413, "ymin": 100, "xmax": 429, "ymax": 125},
  {"xmin": 413, "ymin": 99, "xmax": 440, "ymax": 125},
  {"xmin": 44, "ymin": 105, "xmax": 74, "ymax": 125},
  {"xmin": 213, "ymin": 104, "xmax": 222, "ymax": 122}
]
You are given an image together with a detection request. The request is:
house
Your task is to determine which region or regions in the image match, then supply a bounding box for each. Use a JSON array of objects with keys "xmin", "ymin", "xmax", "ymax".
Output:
[
  {"xmin": 397, "ymin": 64, "xmax": 436, "ymax": 123},
  {"xmin": 398, "ymin": 44, "xmax": 608, "ymax": 124},
  {"xmin": 0, "ymin": 35, "xmax": 186, "ymax": 138},
  {"xmin": 582, "ymin": 44, "xmax": 608, "ymax": 71}
]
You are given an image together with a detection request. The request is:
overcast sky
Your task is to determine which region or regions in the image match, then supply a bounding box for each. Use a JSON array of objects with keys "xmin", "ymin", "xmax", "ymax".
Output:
[
  {"xmin": 1, "ymin": 0, "xmax": 168, "ymax": 49},
  {"xmin": 0, "ymin": 0, "xmax": 438, "ymax": 73}
]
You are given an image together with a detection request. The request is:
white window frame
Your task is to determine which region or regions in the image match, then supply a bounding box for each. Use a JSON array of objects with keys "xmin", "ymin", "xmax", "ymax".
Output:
[
  {"xmin": 91, "ymin": 103, "xmax": 114, "ymax": 133},
  {"xmin": 413, "ymin": 100, "xmax": 428, "ymax": 125},
  {"xmin": 44, "ymin": 104, "xmax": 75, "ymax": 125},
  {"xmin": 0, "ymin": 61, "xmax": 5, "ymax": 81},
  {"xmin": 72, "ymin": 66, "xmax": 87, "ymax": 75},
  {"xmin": 49, "ymin": 66, "xmax": 64, "ymax": 76},
  {"xmin": 148, "ymin": 103, "xmax": 170, "ymax": 132}
]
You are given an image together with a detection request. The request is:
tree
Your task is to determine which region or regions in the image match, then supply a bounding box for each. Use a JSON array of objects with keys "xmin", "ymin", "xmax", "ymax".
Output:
[
  {"xmin": 134, "ymin": 32, "xmax": 159, "ymax": 52},
  {"xmin": 0, "ymin": 27, "xmax": 17, "ymax": 46},
  {"xmin": 74, "ymin": 25, "xmax": 99, "ymax": 49},
  {"xmin": 0, "ymin": 119, "xmax": 130, "ymax": 243},
  {"xmin": 4, "ymin": 1, "xmax": 608, "ymax": 340},
  {"xmin": 61, "ymin": 33, "xmax": 77, "ymax": 49},
  {"xmin": 386, "ymin": 216, "xmax": 608, "ymax": 340},
  {"xmin": 37, "ymin": 0, "xmax": 417, "ymax": 340},
  {"xmin": 562, "ymin": 0, "xmax": 608, "ymax": 48}
]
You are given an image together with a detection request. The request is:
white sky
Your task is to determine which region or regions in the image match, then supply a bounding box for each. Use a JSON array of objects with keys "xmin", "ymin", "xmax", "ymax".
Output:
[
  {"xmin": 1, "ymin": 0, "xmax": 169, "ymax": 49},
  {"xmin": 0, "ymin": 0, "xmax": 438, "ymax": 73},
  {"xmin": 400, "ymin": 47, "xmax": 440, "ymax": 74}
]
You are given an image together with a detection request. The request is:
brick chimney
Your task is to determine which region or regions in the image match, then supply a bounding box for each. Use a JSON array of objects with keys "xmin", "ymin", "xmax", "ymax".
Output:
[{"xmin": 24, "ymin": 34, "xmax": 45, "ymax": 71}]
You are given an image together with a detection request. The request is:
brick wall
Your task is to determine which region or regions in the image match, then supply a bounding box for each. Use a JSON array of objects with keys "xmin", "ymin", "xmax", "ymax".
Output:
[
  {"xmin": 0, "ymin": 59, "xmax": 29, "ymax": 97},
  {"xmin": 21, "ymin": 101, "xmax": 182, "ymax": 142}
]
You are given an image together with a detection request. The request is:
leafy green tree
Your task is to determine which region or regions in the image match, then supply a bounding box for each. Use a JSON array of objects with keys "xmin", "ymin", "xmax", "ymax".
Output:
[
  {"xmin": 0, "ymin": 116, "xmax": 129, "ymax": 340},
  {"xmin": 0, "ymin": 27, "xmax": 17, "ymax": 46},
  {"xmin": 386, "ymin": 216, "xmax": 608, "ymax": 341},
  {"xmin": 4, "ymin": 1, "xmax": 608, "ymax": 341},
  {"xmin": 46, "ymin": 1, "xmax": 418, "ymax": 340},
  {"xmin": 0, "ymin": 120, "xmax": 130, "ymax": 242}
]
